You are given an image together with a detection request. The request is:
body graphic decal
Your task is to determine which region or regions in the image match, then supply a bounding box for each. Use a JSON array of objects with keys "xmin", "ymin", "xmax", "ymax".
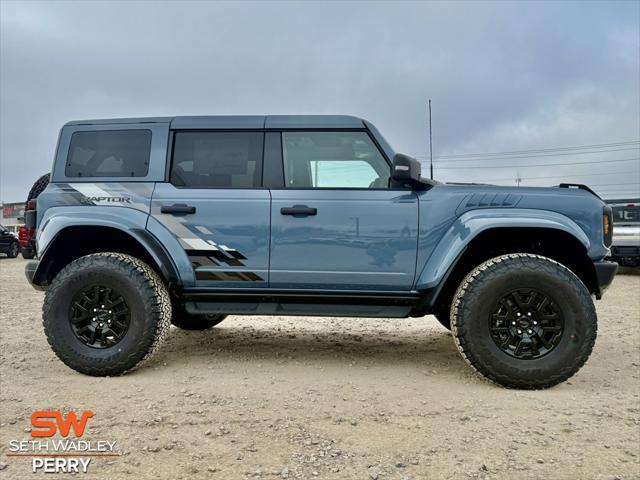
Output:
[{"xmin": 156, "ymin": 212, "xmax": 263, "ymax": 282}]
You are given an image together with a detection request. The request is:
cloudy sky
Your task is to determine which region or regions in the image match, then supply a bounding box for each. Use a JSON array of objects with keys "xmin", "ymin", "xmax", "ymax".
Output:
[{"xmin": 1, "ymin": 0, "xmax": 638, "ymax": 202}]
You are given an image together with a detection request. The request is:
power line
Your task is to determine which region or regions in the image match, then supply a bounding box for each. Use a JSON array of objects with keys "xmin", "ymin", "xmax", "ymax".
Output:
[
  {"xmin": 432, "ymin": 157, "xmax": 640, "ymax": 169},
  {"xmin": 447, "ymin": 170, "xmax": 640, "ymax": 182},
  {"xmin": 586, "ymin": 182, "xmax": 640, "ymax": 187},
  {"xmin": 431, "ymin": 140, "xmax": 640, "ymax": 159},
  {"xmin": 419, "ymin": 147, "xmax": 640, "ymax": 163}
]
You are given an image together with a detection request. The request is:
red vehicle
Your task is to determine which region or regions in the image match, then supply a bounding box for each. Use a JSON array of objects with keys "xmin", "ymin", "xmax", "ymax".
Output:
[{"xmin": 18, "ymin": 223, "xmax": 36, "ymax": 259}]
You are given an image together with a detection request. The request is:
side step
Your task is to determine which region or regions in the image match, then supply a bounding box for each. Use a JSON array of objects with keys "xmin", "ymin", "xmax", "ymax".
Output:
[{"xmin": 182, "ymin": 290, "xmax": 421, "ymax": 318}]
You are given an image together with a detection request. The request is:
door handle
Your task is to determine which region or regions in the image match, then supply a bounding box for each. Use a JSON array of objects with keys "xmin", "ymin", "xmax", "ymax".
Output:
[
  {"xmin": 161, "ymin": 204, "xmax": 196, "ymax": 214},
  {"xmin": 280, "ymin": 205, "xmax": 317, "ymax": 217}
]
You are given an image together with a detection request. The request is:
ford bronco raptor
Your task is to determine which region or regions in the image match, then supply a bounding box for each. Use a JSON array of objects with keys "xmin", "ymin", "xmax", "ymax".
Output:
[{"xmin": 24, "ymin": 115, "xmax": 617, "ymax": 388}]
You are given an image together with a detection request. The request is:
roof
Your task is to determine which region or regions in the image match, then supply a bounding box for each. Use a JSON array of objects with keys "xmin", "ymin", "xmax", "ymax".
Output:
[{"xmin": 65, "ymin": 115, "xmax": 367, "ymax": 129}]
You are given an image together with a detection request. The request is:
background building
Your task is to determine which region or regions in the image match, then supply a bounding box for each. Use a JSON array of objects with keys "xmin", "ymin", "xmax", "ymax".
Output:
[{"xmin": 0, "ymin": 202, "xmax": 25, "ymax": 233}]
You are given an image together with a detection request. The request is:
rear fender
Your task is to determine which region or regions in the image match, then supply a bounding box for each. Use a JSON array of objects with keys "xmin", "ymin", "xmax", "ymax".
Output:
[{"xmin": 34, "ymin": 206, "xmax": 189, "ymax": 286}]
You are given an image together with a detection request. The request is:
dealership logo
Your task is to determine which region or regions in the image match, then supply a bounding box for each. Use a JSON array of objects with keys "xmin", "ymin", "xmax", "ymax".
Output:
[
  {"xmin": 6, "ymin": 410, "xmax": 118, "ymax": 474},
  {"xmin": 31, "ymin": 410, "xmax": 94, "ymax": 438}
]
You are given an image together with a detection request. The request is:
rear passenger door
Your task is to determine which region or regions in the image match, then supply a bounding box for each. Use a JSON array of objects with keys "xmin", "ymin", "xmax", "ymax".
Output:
[{"xmin": 151, "ymin": 131, "xmax": 271, "ymax": 288}]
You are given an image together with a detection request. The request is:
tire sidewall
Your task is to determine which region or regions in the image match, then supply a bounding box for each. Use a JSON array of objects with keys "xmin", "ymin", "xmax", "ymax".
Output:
[
  {"xmin": 45, "ymin": 262, "xmax": 159, "ymax": 371},
  {"xmin": 453, "ymin": 255, "xmax": 597, "ymax": 387}
]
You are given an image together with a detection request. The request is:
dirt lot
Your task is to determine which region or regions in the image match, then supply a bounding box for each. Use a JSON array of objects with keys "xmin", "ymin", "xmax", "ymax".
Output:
[{"xmin": 0, "ymin": 258, "xmax": 638, "ymax": 480}]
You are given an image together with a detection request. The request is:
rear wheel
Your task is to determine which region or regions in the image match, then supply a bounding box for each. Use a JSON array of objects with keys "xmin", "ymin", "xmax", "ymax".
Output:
[
  {"xmin": 451, "ymin": 253, "xmax": 597, "ymax": 389},
  {"xmin": 43, "ymin": 253, "xmax": 171, "ymax": 376}
]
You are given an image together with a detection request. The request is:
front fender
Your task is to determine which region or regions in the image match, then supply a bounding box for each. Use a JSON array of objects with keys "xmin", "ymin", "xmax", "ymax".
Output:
[{"xmin": 415, "ymin": 208, "xmax": 590, "ymax": 290}]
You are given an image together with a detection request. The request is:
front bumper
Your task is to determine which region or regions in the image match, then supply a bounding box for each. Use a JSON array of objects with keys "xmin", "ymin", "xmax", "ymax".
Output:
[{"xmin": 594, "ymin": 260, "xmax": 618, "ymax": 298}]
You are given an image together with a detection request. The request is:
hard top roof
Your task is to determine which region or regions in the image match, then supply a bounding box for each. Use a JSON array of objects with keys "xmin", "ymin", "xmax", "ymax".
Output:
[{"xmin": 65, "ymin": 115, "xmax": 367, "ymax": 129}]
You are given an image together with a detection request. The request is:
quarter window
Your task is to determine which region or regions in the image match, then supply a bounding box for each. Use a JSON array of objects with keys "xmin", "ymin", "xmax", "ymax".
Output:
[
  {"xmin": 281, "ymin": 132, "xmax": 390, "ymax": 188},
  {"xmin": 66, "ymin": 130, "xmax": 151, "ymax": 177},
  {"xmin": 171, "ymin": 132, "xmax": 263, "ymax": 188}
]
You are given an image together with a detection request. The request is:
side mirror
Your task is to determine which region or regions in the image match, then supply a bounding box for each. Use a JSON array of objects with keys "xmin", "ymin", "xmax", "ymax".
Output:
[{"xmin": 391, "ymin": 153, "xmax": 422, "ymax": 188}]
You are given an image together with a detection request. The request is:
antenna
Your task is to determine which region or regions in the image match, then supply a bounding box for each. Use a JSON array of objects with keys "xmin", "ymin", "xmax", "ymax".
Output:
[
  {"xmin": 428, "ymin": 99, "xmax": 433, "ymax": 180},
  {"xmin": 516, "ymin": 173, "xmax": 522, "ymax": 187}
]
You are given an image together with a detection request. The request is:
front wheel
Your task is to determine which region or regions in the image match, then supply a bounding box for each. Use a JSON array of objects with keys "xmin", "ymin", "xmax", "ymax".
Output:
[
  {"xmin": 43, "ymin": 253, "xmax": 171, "ymax": 376},
  {"xmin": 451, "ymin": 253, "xmax": 597, "ymax": 389}
]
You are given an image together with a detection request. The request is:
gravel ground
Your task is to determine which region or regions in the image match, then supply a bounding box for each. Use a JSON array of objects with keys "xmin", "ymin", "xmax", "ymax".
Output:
[{"xmin": 1, "ymin": 257, "xmax": 639, "ymax": 480}]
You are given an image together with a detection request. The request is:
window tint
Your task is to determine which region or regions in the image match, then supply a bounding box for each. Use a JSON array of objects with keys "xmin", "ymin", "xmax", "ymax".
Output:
[
  {"xmin": 66, "ymin": 130, "xmax": 151, "ymax": 177},
  {"xmin": 282, "ymin": 132, "xmax": 389, "ymax": 188},
  {"xmin": 171, "ymin": 132, "xmax": 263, "ymax": 188}
]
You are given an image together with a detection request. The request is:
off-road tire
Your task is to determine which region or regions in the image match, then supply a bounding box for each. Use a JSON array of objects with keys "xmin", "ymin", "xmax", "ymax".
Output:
[
  {"xmin": 7, "ymin": 242, "xmax": 19, "ymax": 258},
  {"xmin": 43, "ymin": 253, "xmax": 171, "ymax": 376},
  {"xmin": 451, "ymin": 253, "xmax": 597, "ymax": 389},
  {"xmin": 26, "ymin": 173, "xmax": 50, "ymax": 202},
  {"xmin": 171, "ymin": 300, "xmax": 226, "ymax": 330}
]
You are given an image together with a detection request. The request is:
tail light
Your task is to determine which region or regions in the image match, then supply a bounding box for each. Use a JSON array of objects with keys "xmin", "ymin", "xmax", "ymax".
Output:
[
  {"xmin": 603, "ymin": 206, "xmax": 613, "ymax": 247},
  {"xmin": 24, "ymin": 200, "xmax": 37, "ymax": 230}
]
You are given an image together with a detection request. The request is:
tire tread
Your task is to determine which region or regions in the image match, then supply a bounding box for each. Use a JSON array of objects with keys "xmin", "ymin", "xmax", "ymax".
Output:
[
  {"xmin": 43, "ymin": 253, "xmax": 171, "ymax": 376},
  {"xmin": 451, "ymin": 253, "xmax": 597, "ymax": 389}
]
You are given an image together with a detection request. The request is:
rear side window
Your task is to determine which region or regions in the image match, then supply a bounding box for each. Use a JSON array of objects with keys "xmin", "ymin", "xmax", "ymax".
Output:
[
  {"xmin": 66, "ymin": 130, "xmax": 151, "ymax": 177},
  {"xmin": 170, "ymin": 132, "xmax": 263, "ymax": 188}
]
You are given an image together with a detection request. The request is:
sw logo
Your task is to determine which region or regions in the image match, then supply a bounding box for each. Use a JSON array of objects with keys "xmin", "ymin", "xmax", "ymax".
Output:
[
  {"xmin": 16, "ymin": 410, "xmax": 110, "ymax": 474},
  {"xmin": 30, "ymin": 410, "xmax": 94, "ymax": 438}
]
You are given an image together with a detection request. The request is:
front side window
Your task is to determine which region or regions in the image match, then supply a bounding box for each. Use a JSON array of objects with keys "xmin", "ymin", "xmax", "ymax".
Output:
[
  {"xmin": 171, "ymin": 132, "xmax": 263, "ymax": 188},
  {"xmin": 282, "ymin": 131, "xmax": 390, "ymax": 188},
  {"xmin": 66, "ymin": 130, "xmax": 151, "ymax": 177}
]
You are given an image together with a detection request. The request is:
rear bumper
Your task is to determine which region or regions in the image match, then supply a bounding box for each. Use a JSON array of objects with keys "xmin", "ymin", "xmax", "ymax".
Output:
[
  {"xmin": 25, "ymin": 260, "xmax": 46, "ymax": 291},
  {"xmin": 594, "ymin": 260, "xmax": 618, "ymax": 297}
]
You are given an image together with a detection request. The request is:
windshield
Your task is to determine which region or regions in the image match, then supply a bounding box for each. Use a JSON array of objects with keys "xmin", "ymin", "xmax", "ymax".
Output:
[{"xmin": 612, "ymin": 205, "xmax": 640, "ymax": 224}]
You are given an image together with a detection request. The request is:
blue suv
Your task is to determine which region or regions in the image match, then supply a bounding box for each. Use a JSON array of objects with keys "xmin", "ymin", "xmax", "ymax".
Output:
[{"xmin": 24, "ymin": 115, "xmax": 617, "ymax": 388}]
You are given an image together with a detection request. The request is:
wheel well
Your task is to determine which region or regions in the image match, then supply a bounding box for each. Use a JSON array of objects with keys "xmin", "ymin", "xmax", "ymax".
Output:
[
  {"xmin": 429, "ymin": 227, "xmax": 598, "ymax": 316},
  {"xmin": 36, "ymin": 226, "xmax": 166, "ymax": 286}
]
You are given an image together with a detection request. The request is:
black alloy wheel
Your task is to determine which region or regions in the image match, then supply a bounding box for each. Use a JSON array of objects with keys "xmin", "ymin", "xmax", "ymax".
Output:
[
  {"xmin": 489, "ymin": 288, "xmax": 564, "ymax": 360},
  {"xmin": 70, "ymin": 285, "xmax": 131, "ymax": 348}
]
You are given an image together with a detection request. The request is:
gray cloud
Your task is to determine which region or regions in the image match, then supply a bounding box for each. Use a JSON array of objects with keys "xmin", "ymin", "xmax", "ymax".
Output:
[{"xmin": 1, "ymin": 0, "xmax": 638, "ymax": 201}]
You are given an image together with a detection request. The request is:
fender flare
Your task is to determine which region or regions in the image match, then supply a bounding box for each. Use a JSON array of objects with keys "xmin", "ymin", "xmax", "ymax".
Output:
[
  {"xmin": 32, "ymin": 207, "xmax": 180, "ymax": 286},
  {"xmin": 415, "ymin": 208, "xmax": 591, "ymax": 291}
]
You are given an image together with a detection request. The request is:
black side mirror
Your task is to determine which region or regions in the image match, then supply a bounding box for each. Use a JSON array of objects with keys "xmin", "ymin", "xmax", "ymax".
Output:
[{"xmin": 391, "ymin": 153, "xmax": 422, "ymax": 189}]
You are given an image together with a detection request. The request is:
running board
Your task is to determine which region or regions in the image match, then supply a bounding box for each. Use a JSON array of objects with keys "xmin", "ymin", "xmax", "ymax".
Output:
[{"xmin": 181, "ymin": 290, "xmax": 420, "ymax": 318}]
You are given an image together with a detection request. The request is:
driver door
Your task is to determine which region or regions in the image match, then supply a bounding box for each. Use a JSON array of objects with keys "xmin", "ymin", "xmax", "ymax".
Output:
[{"xmin": 269, "ymin": 131, "xmax": 419, "ymax": 291}]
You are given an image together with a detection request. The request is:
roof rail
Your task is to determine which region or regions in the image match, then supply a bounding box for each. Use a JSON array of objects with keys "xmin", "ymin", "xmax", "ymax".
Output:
[{"xmin": 558, "ymin": 183, "xmax": 600, "ymax": 198}]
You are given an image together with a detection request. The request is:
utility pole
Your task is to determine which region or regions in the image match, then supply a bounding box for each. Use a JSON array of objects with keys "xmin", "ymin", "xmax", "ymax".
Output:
[{"xmin": 428, "ymin": 99, "xmax": 433, "ymax": 180}]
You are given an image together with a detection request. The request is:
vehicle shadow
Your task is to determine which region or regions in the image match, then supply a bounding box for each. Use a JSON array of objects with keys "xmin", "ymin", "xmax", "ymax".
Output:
[{"xmin": 159, "ymin": 319, "xmax": 463, "ymax": 370}]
